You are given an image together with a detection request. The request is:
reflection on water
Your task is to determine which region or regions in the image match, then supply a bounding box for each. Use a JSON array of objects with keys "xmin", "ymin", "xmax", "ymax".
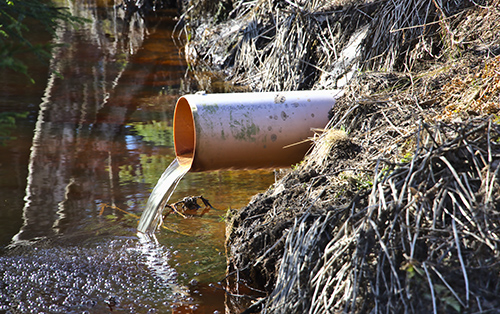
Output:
[
  {"xmin": 0, "ymin": 0, "xmax": 275, "ymax": 312},
  {"xmin": 13, "ymin": 0, "xmax": 148, "ymax": 241}
]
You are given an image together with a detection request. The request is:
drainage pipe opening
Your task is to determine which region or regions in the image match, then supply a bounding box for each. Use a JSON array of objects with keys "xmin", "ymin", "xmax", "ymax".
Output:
[{"xmin": 173, "ymin": 96, "xmax": 196, "ymax": 167}]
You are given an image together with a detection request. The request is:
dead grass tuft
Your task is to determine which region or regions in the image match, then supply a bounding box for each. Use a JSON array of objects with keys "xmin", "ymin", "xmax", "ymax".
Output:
[{"xmin": 442, "ymin": 56, "xmax": 500, "ymax": 116}]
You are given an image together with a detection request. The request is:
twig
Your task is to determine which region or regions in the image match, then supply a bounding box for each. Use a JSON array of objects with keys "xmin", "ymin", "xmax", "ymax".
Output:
[
  {"xmin": 423, "ymin": 262, "xmax": 437, "ymax": 314},
  {"xmin": 430, "ymin": 264, "xmax": 466, "ymax": 308},
  {"xmin": 452, "ymin": 216, "xmax": 470, "ymax": 305}
]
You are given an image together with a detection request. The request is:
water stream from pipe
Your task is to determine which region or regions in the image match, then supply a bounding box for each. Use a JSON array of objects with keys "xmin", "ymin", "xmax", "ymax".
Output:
[{"xmin": 137, "ymin": 157, "xmax": 191, "ymax": 234}]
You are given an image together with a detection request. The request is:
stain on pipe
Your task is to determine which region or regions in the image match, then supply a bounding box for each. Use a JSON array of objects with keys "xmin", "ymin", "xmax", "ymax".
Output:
[{"xmin": 173, "ymin": 90, "xmax": 343, "ymax": 172}]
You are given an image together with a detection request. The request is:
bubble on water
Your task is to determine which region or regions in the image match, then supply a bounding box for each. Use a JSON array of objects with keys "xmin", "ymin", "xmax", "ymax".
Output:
[
  {"xmin": 190, "ymin": 304, "xmax": 199, "ymax": 310},
  {"xmin": 189, "ymin": 279, "xmax": 198, "ymax": 286}
]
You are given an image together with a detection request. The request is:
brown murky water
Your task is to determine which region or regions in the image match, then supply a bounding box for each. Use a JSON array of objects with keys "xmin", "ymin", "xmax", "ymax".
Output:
[{"xmin": 0, "ymin": 2, "xmax": 274, "ymax": 313}]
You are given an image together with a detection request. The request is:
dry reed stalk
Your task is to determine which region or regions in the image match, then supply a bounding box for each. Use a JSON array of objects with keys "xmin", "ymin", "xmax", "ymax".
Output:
[
  {"xmin": 230, "ymin": 0, "xmax": 329, "ymax": 91},
  {"xmin": 179, "ymin": 1, "xmax": 490, "ymax": 92},
  {"xmin": 249, "ymin": 81, "xmax": 500, "ymax": 311},
  {"xmin": 299, "ymin": 117, "xmax": 500, "ymax": 313}
]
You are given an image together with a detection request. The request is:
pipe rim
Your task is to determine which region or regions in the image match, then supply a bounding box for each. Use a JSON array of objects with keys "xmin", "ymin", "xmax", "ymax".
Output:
[{"xmin": 173, "ymin": 96, "xmax": 195, "ymax": 166}]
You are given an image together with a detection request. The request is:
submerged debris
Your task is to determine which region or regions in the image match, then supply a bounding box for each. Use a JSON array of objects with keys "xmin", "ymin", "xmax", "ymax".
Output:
[{"xmin": 164, "ymin": 195, "xmax": 214, "ymax": 218}]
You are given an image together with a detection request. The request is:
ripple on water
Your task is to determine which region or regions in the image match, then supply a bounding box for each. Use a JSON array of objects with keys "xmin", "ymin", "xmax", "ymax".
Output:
[{"xmin": 0, "ymin": 238, "xmax": 188, "ymax": 313}]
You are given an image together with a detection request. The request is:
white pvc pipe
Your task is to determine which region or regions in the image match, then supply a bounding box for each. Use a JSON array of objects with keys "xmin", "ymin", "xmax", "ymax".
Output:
[{"xmin": 173, "ymin": 90, "xmax": 343, "ymax": 172}]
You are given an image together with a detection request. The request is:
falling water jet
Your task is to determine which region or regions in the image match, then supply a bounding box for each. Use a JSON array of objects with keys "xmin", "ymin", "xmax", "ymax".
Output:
[
  {"xmin": 137, "ymin": 90, "xmax": 343, "ymax": 234},
  {"xmin": 137, "ymin": 157, "xmax": 191, "ymax": 234}
]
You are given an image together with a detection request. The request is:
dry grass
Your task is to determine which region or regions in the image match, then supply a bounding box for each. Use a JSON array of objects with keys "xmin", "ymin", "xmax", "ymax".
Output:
[
  {"xmin": 179, "ymin": 0, "xmax": 373, "ymax": 90},
  {"xmin": 442, "ymin": 56, "xmax": 500, "ymax": 116},
  {"xmin": 302, "ymin": 118, "xmax": 500, "ymax": 313},
  {"xmin": 177, "ymin": 0, "xmax": 498, "ymax": 92},
  {"xmin": 257, "ymin": 94, "xmax": 500, "ymax": 312}
]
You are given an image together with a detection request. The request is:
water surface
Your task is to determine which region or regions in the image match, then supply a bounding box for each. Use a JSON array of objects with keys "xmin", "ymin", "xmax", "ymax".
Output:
[{"xmin": 0, "ymin": 2, "xmax": 274, "ymax": 312}]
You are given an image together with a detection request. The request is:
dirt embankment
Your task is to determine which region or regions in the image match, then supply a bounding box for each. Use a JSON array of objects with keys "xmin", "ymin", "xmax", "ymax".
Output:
[{"xmin": 177, "ymin": 0, "xmax": 500, "ymax": 313}]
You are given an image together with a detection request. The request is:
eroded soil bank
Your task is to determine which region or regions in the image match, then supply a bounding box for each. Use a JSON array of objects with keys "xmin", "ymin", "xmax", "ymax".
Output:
[{"xmin": 177, "ymin": 0, "xmax": 500, "ymax": 313}]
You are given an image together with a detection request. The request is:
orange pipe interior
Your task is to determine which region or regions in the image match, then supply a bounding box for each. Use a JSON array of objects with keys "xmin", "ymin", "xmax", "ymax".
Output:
[{"xmin": 173, "ymin": 97, "xmax": 195, "ymax": 166}]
